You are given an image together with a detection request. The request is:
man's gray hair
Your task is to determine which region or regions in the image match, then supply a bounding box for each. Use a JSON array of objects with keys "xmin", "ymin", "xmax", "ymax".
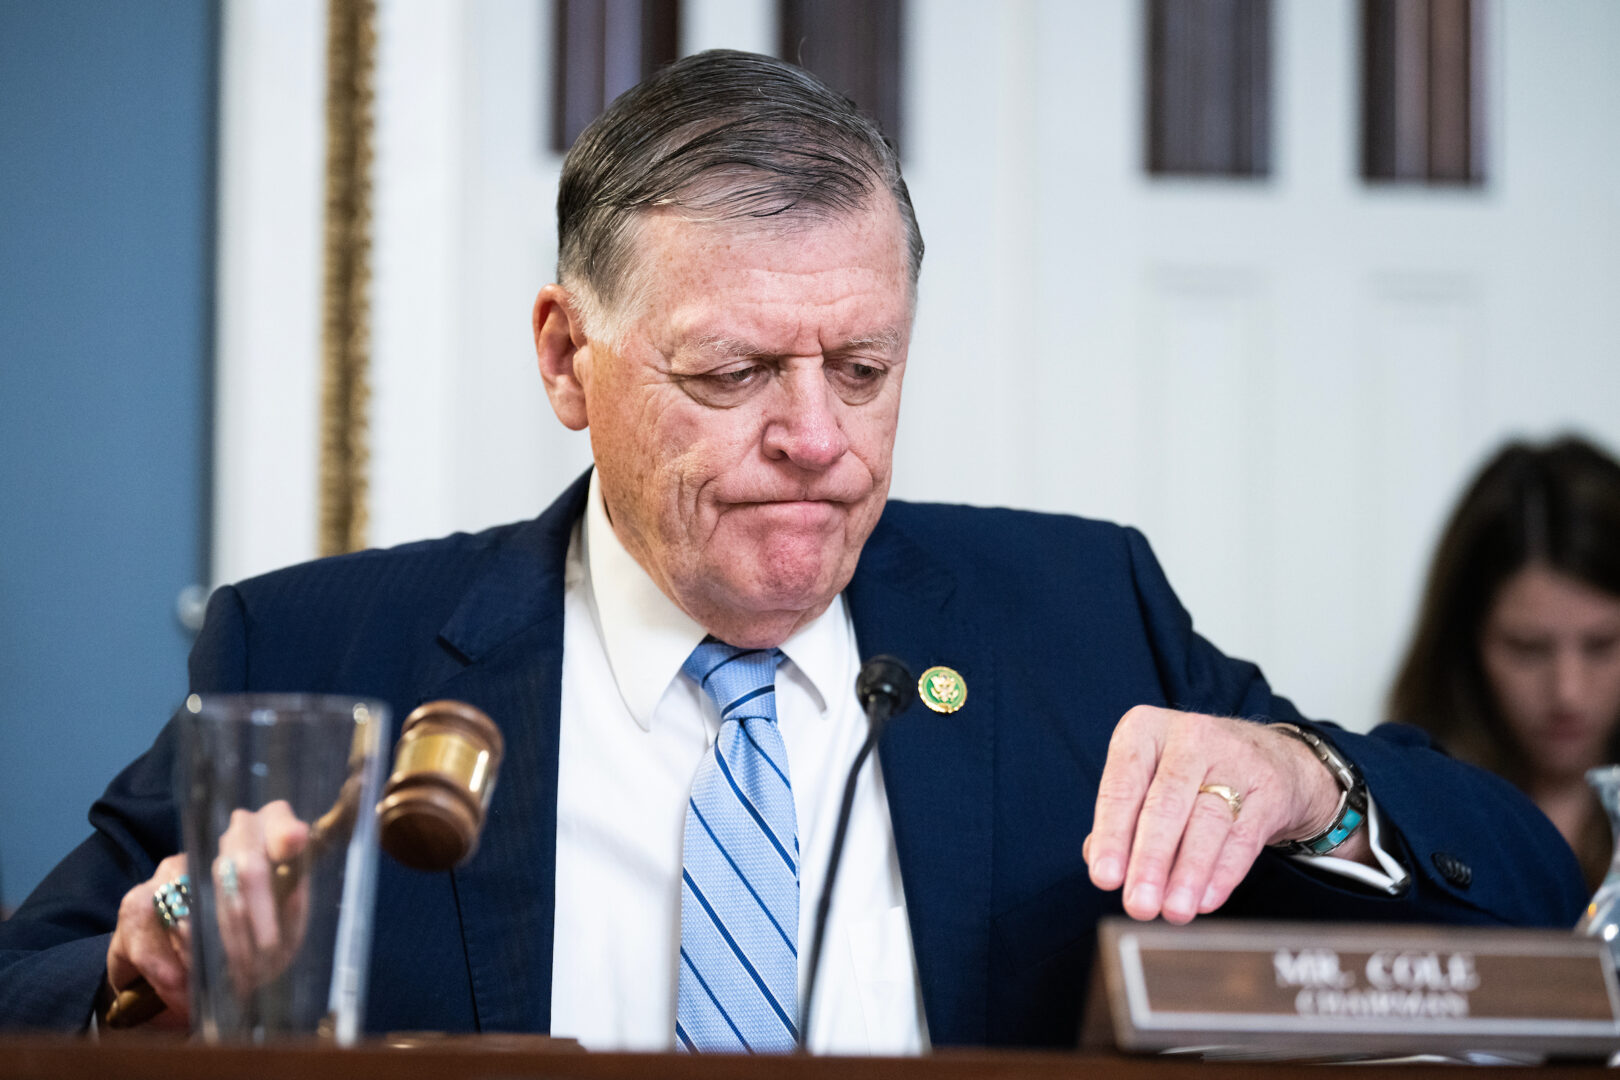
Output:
[{"xmin": 556, "ymin": 49, "xmax": 924, "ymax": 334}]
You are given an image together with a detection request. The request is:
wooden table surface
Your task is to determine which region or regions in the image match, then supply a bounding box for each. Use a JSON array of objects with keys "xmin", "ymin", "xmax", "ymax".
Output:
[{"xmin": 1, "ymin": 1034, "xmax": 1614, "ymax": 1080}]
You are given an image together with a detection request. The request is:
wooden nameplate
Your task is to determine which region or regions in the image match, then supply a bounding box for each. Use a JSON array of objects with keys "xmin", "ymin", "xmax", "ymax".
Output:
[{"xmin": 1085, "ymin": 918, "xmax": 1620, "ymax": 1059}]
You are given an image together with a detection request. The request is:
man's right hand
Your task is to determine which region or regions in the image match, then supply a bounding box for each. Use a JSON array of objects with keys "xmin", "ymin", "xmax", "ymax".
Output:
[
  {"xmin": 104, "ymin": 800, "xmax": 312, "ymax": 1028},
  {"xmin": 107, "ymin": 853, "xmax": 193, "ymax": 1028},
  {"xmin": 213, "ymin": 801, "xmax": 311, "ymax": 999}
]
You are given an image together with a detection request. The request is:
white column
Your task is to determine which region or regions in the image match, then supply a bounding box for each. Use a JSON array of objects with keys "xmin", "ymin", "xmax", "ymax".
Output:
[
  {"xmin": 212, "ymin": 0, "xmax": 325, "ymax": 586},
  {"xmin": 368, "ymin": 0, "xmax": 467, "ymax": 549}
]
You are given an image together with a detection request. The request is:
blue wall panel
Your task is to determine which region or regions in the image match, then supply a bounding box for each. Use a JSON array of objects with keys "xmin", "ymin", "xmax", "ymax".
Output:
[{"xmin": 0, "ymin": 0, "xmax": 216, "ymax": 910}]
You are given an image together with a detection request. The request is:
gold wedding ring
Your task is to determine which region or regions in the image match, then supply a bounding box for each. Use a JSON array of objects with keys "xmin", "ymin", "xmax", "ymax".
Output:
[{"xmin": 1197, "ymin": 782, "xmax": 1244, "ymax": 820}]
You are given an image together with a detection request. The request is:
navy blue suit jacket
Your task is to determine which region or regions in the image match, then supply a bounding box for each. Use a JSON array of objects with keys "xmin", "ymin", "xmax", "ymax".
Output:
[{"xmin": 0, "ymin": 473, "xmax": 1587, "ymax": 1042}]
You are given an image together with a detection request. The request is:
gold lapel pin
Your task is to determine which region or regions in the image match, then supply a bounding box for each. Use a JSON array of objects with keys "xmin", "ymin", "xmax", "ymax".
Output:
[{"xmin": 917, "ymin": 665, "xmax": 967, "ymax": 714}]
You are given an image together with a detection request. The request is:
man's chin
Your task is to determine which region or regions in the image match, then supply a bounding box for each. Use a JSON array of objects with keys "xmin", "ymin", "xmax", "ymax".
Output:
[{"xmin": 686, "ymin": 567, "xmax": 849, "ymax": 647}]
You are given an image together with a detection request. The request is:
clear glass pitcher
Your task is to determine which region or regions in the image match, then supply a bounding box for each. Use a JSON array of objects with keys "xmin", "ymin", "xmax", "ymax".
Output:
[
  {"xmin": 178, "ymin": 693, "xmax": 388, "ymax": 1044},
  {"xmin": 1575, "ymin": 765, "xmax": 1620, "ymax": 962}
]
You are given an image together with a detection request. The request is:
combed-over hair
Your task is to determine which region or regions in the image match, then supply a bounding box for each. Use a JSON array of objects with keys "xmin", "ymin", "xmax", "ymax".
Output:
[{"xmin": 556, "ymin": 49, "xmax": 923, "ymax": 333}]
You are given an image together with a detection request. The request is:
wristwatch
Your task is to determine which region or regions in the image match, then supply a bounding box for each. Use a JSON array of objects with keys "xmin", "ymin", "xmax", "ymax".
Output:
[{"xmin": 1267, "ymin": 722, "xmax": 1368, "ymax": 856}]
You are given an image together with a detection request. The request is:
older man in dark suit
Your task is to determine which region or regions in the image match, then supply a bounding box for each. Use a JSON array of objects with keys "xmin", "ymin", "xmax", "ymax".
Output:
[{"xmin": 0, "ymin": 50, "xmax": 1585, "ymax": 1051}]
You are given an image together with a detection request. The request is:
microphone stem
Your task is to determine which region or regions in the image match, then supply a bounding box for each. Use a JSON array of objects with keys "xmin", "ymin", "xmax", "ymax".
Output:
[{"xmin": 799, "ymin": 712, "xmax": 886, "ymax": 1051}]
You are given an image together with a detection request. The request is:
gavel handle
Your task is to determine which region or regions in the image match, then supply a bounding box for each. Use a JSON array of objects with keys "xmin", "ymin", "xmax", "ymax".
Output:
[
  {"xmin": 104, "ymin": 777, "xmax": 363, "ymax": 1030},
  {"xmin": 104, "ymin": 976, "xmax": 167, "ymax": 1029}
]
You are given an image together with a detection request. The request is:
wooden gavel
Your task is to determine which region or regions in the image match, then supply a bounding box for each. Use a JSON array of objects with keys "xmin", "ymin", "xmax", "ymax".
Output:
[{"xmin": 105, "ymin": 699, "xmax": 504, "ymax": 1029}]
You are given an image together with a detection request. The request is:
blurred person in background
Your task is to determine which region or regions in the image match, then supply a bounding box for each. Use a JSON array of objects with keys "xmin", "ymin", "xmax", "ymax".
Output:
[{"xmin": 1389, "ymin": 435, "xmax": 1620, "ymax": 893}]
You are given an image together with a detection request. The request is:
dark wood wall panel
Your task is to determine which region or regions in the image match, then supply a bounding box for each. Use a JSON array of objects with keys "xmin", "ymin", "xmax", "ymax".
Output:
[
  {"xmin": 552, "ymin": 0, "xmax": 680, "ymax": 152},
  {"xmin": 780, "ymin": 0, "xmax": 904, "ymax": 151},
  {"xmin": 1362, "ymin": 0, "xmax": 1484, "ymax": 183},
  {"xmin": 1146, "ymin": 0, "xmax": 1272, "ymax": 177}
]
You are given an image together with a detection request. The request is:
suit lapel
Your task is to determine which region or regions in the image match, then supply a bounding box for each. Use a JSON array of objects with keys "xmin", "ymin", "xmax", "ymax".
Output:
[
  {"xmin": 415, "ymin": 472, "xmax": 591, "ymax": 1033},
  {"xmin": 846, "ymin": 512, "xmax": 996, "ymax": 1047}
]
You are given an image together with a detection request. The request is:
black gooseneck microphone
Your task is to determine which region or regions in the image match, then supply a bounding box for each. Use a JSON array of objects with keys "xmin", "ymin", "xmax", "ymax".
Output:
[{"xmin": 799, "ymin": 655, "xmax": 915, "ymax": 1051}]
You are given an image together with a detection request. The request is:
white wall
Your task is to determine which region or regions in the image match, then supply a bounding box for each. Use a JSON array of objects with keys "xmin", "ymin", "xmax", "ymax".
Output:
[
  {"xmin": 217, "ymin": 0, "xmax": 1620, "ymax": 733},
  {"xmin": 212, "ymin": 0, "xmax": 325, "ymax": 588}
]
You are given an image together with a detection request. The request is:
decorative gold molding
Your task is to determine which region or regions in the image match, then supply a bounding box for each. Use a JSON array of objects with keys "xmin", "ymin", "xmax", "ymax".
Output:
[{"xmin": 318, "ymin": 0, "xmax": 376, "ymax": 556}]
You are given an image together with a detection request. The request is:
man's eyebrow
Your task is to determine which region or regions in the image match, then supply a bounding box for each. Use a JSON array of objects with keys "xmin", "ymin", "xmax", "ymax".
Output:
[
  {"xmin": 830, "ymin": 328, "xmax": 905, "ymax": 354},
  {"xmin": 685, "ymin": 334, "xmax": 768, "ymax": 360},
  {"xmin": 683, "ymin": 328, "xmax": 905, "ymax": 359}
]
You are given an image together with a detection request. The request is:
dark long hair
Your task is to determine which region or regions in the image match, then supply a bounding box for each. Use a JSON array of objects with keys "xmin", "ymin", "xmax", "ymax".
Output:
[{"xmin": 1388, "ymin": 435, "xmax": 1620, "ymax": 886}]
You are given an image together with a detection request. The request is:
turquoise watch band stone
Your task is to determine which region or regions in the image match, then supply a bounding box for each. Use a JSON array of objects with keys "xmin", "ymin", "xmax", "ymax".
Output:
[
  {"xmin": 1303, "ymin": 803, "xmax": 1366, "ymax": 856},
  {"xmin": 1269, "ymin": 722, "xmax": 1369, "ymax": 857}
]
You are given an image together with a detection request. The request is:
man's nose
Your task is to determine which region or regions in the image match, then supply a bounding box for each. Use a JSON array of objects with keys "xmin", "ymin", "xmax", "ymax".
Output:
[{"xmin": 762, "ymin": 368, "xmax": 850, "ymax": 470}]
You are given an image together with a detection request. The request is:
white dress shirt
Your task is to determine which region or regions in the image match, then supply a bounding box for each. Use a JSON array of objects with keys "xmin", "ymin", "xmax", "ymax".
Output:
[
  {"xmin": 547, "ymin": 474, "xmax": 1406, "ymax": 1053},
  {"xmin": 549, "ymin": 472, "xmax": 929, "ymax": 1053}
]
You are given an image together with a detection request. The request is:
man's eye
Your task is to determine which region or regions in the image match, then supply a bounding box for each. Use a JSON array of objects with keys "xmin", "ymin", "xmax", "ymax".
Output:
[
  {"xmin": 677, "ymin": 364, "xmax": 768, "ymax": 407},
  {"xmin": 829, "ymin": 360, "xmax": 886, "ymax": 403}
]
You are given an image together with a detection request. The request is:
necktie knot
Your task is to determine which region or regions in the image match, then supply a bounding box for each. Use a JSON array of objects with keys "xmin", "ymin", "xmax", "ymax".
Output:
[{"xmin": 683, "ymin": 640, "xmax": 785, "ymax": 727}]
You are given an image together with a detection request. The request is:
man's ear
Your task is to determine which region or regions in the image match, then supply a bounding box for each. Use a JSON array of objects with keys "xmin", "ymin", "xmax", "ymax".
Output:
[{"xmin": 533, "ymin": 283, "xmax": 592, "ymax": 431}]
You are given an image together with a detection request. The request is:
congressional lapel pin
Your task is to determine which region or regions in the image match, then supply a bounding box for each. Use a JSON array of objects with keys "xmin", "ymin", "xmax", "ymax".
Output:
[{"xmin": 918, "ymin": 665, "xmax": 967, "ymax": 714}]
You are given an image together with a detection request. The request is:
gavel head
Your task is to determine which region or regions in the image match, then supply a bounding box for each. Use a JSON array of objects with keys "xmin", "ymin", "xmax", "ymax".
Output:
[{"xmin": 376, "ymin": 700, "xmax": 504, "ymax": 871}]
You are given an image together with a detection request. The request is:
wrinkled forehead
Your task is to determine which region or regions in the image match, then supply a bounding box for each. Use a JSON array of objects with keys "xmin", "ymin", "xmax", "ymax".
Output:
[{"xmin": 603, "ymin": 193, "xmax": 916, "ymax": 328}]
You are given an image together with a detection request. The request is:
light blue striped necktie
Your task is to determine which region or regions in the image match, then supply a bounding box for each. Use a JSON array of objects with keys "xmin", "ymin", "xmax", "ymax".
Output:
[{"xmin": 677, "ymin": 639, "xmax": 800, "ymax": 1053}]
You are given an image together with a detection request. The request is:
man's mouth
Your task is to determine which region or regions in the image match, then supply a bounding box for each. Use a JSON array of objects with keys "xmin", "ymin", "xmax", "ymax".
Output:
[{"xmin": 727, "ymin": 499, "xmax": 846, "ymax": 526}]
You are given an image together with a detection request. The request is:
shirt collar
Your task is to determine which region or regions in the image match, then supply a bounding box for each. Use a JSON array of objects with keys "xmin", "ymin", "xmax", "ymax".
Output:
[{"xmin": 583, "ymin": 470, "xmax": 845, "ymax": 731}]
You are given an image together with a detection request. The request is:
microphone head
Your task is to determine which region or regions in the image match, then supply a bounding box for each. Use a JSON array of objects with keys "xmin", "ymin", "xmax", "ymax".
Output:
[{"xmin": 856, "ymin": 655, "xmax": 915, "ymax": 721}]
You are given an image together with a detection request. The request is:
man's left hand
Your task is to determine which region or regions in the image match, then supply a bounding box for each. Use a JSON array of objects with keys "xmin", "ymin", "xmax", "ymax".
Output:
[{"xmin": 1082, "ymin": 705, "xmax": 1369, "ymax": 924}]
